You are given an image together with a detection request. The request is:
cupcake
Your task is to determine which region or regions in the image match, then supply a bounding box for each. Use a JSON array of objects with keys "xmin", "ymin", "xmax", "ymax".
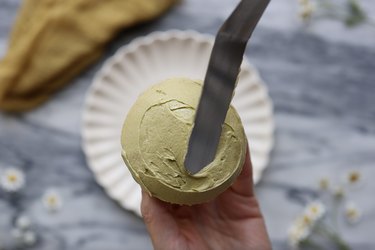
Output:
[{"xmin": 121, "ymin": 77, "xmax": 247, "ymax": 205}]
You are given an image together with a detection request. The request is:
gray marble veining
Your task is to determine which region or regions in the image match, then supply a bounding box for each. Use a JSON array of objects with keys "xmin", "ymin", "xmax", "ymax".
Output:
[{"xmin": 1, "ymin": 0, "xmax": 375, "ymax": 249}]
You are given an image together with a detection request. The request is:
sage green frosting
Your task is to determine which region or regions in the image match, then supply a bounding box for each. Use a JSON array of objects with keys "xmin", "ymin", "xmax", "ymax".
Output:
[{"xmin": 121, "ymin": 78, "xmax": 247, "ymax": 205}]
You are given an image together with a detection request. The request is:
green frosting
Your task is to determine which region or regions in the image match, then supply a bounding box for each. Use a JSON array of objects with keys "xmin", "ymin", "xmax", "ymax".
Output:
[{"xmin": 121, "ymin": 78, "xmax": 247, "ymax": 205}]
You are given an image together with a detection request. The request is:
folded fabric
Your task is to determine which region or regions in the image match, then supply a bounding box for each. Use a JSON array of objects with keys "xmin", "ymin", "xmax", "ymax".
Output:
[{"xmin": 0, "ymin": 0, "xmax": 176, "ymax": 112}]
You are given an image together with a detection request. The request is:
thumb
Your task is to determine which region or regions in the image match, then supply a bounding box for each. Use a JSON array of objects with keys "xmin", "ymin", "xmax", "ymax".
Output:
[
  {"xmin": 230, "ymin": 146, "xmax": 254, "ymax": 197},
  {"xmin": 141, "ymin": 190, "xmax": 180, "ymax": 247}
]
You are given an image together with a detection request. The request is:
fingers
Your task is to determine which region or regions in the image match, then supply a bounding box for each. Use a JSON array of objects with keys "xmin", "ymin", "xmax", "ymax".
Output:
[
  {"xmin": 229, "ymin": 146, "xmax": 254, "ymax": 197},
  {"xmin": 141, "ymin": 190, "xmax": 180, "ymax": 247}
]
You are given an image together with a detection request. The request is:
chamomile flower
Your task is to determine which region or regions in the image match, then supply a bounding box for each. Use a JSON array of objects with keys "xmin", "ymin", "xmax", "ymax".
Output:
[
  {"xmin": 333, "ymin": 185, "xmax": 345, "ymax": 199},
  {"xmin": 345, "ymin": 202, "xmax": 362, "ymax": 224},
  {"xmin": 42, "ymin": 189, "xmax": 63, "ymax": 212},
  {"xmin": 318, "ymin": 177, "xmax": 330, "ymax": 190},
  {"xmin": 298, "ymin": 0, "xmax": 315, "ymax": 21},
  {"xmin": 304, "ymin": 201, "xmax": 326, "ymax": 221},
  {"xmin": 15, "ymin": 215, "xmax": 31, "ymax": 230},
  {"xmin": 344, "ymin": 170, "xmax": 362, "ymax": 189},
  {"xmin": 299, "ymin": 213, "xmax": 314, "ymax": 228},
  {"xmin": 11, "ymin": 228, "xmax": 23, "ymax": 243},
  {"xmin": 0, "ymin": 168, "xmax": 25, "ymax": 192},
  {"xmin": 287, "ymin": 220, "xmax": 310, "ymax": 249},
  {"xmin": 288, "ymin": 210, "xmax": 317, "ymax": 248},
  {"xmin": 23, "ymin": 230, "xmax": 37, "ymax": 246}
]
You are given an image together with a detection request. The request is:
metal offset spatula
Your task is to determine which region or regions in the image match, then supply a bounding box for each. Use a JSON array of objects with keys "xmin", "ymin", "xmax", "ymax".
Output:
[{"xmin": 184, "ymin": 0, "xmax": 270, "ymax": 175}]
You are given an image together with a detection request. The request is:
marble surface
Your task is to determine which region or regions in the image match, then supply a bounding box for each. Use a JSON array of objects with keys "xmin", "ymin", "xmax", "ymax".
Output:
[{"xmin": 1, "ymin": 0, "xmax": 375, "ymax": 249}]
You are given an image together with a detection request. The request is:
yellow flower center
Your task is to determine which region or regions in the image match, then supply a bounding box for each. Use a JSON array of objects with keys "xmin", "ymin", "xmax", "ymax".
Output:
[
  {"xmin": 346, "ymin": 209, "xmax": 357, "ymax": 218},
  {"xmin": 349, "ymin": 172, "xmax": 360, "ymax": 183},
  {"xmin": 334, "ymin": 187, "xmax": 344, "ymax": 198},
  {"xmin": 48, "ymin": 196, "xmax": 57, "ymax": 205},
  {"xmin": 319, "ymin": 178, "xmax": 329, "ymax": 189},
  {"xmin": 310, "ymin": 206, "xmax": 318, "ymax": 214},
  {"xmin": 302, "ymin": 215, "xmax": 312, "ymax": 225},
  {"xmin": 7, "ymin": 174, "xmax": 17, "ymax": 183}
]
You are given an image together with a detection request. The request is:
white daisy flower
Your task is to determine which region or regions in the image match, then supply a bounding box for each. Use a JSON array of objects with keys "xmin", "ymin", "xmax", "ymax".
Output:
[
  {"xmin": 11, "ymin": 228, "xmax": 23, "ymax": 242},
  {"xmin": 298, "ymin": 0, "xmax": 311, "ymax": 6},
  {"xmin": 304, "ymin": 201, "xmax": 326, "ymax": 221},
  {"xmin": 287, "ymin": 221, "xmax": 310, "ymax": 249},
  {"xmin": 298, "ymin": 213, "xmax": 314, "ymax": 228},
  {"xmin": 298, "ymin": 0, "xmax": 315, "ymax": 21},
  {"xmin": 345, "ymin": 202, "xmax": 362, "ymax": 224},
  {"xmin": 333, "ymin": 185, "xmax": 345, "ymax": 199},
  {"xmin": 42, "ymin": 189, "xmax": 63, "ymax": 212},
  {"xmin": 22, "ymin": 230, "xmax": 37, "ymax": 246},
  {"xmin": 318, "ymin": 177, "xmax": 330, "ymax": 190},
  {"xmin": 0, "ymin": 168, "xmax": 25, "ymax": 192},
  {"xmin": 288, "ymin": 211, "xmax": 316, "ymax": 249},
  {"xmin": 15, "ymin": 215, "xmax": 31, "ymax": 230},
  {"xmin": 344, "ymin": 170, "xmax": 362, "ymax": 189}
]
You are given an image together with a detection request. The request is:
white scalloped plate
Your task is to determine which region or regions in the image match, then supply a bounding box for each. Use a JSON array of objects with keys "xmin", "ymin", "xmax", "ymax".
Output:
[{"xmin": 82, "ymin": 30, "xmax": 274, "ymax": 216}]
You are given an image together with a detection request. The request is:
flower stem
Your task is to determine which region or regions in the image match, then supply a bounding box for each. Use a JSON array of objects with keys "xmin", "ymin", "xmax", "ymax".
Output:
[
  {"xmin": 332, "ymin": 198, "xmax": 341, "ymax": 233},
  {"xmin": 301, "ymin": 239, "xmax": 326, "ymax": 250},
  {"xmin": 316, "ymin": 224, "xmax": 351, "ymax": 250}
]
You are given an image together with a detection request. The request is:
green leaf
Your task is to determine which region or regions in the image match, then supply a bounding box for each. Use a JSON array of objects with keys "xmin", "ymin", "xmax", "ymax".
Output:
[{"xmin": 345, "ymin": 0, "xmax": 367, "ymax": 26}]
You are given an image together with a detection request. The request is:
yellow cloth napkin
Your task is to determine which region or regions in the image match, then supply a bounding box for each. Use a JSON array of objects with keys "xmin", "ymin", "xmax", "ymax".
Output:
[{"xmin": 0, "ymin": 0, "xmax": 175, "ymax": 112}]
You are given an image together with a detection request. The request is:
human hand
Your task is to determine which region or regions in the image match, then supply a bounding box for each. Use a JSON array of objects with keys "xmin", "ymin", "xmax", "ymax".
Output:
[{"xmin": 141, "ymin": 147, "xmax": 271, "ymax": 250}]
